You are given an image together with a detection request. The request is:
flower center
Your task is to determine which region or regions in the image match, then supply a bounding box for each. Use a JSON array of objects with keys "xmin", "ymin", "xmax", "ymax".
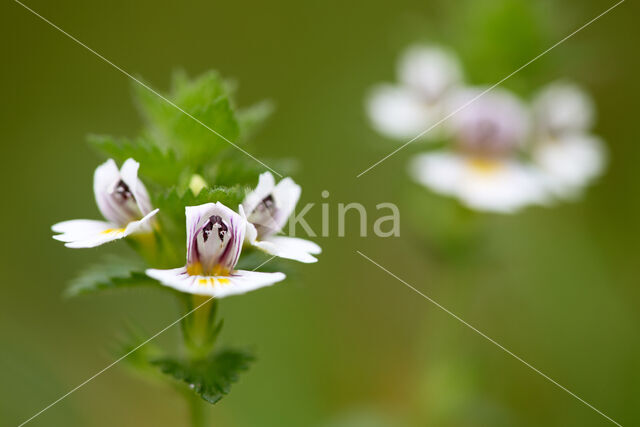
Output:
[
  {"xmin": 202, "ymin": 215, "xmax": 228, "ymax": 243},
  {"xmin": 113, "ymin": 180, "xmax": 134, "ymax": 202},
  {"xmin": 467, "ymin": 157, "xmax": 502, "ymax": 175},
  {"xmin": 249, "ymin": 194, "xmax": 280, "ymax": 238}
]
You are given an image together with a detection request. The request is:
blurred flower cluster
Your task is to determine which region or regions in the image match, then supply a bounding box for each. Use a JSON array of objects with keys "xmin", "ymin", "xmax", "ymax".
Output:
[
  {"xmin": 367, "ymin": 45, "xmax": 606, "ymax": 213},
  {"xmin": 50, "ymin": 71, "xmax": 319, "ymax": 423}
]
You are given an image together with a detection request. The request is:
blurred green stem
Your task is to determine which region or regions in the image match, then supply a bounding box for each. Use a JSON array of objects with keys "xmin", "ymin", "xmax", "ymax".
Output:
[
  {"xmin": 188, "ymin": 390, "xmax": 207, "ymax": 427},
  {"xmin": 179, "ymin": 294, "xmax": 222, "ymax": 426}
]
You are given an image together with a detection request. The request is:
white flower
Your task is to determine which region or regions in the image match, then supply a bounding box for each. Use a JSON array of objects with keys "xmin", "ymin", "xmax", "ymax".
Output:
[
  {"xmin": 410, "ymin": 88, "xmax": 547, "ymax": 213},
  {"xmin": 532, "ymin": 81, "xmax": 594, "ymax": 136},
  {"xmin": 531, "ymin": 82, "xmax": 605, "ymax": 198},
  {"xmin": 367, "ymin": 45, "xmax": 463, "ymax": 140},
  {"xmin": 146, "ymin": 202, "xmax": 286, "ymax": 298},
  {"xmin": 242, "ymin": 172, "xmax": 321, "ymax": 263},
  {"xmin": 52, "ymin": 158, "xmax": 159, "ymax": 248}
]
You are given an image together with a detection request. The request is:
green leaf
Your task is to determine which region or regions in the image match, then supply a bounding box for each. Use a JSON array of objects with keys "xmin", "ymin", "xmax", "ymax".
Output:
[
  {"xmin": 236, "ymin": 99, "xmax": 274, "ymax": 140},
  {"xmin": 133, "ymin": 71, "xmax": 240, "ymax": 165},
  {"xmin": 153, "ymin": 348, "xmax": 255, "ymax": 404},
  {"xmin": 88, "ymin": 134, "xmax": 184, "ymax": 187},
  {"xmin": 65, "ymin": 254, "xmax": 158, "ymax": 297},
  {"xmin": 111, "ymin": 324, "xmax": 166, "ymax": 381}
]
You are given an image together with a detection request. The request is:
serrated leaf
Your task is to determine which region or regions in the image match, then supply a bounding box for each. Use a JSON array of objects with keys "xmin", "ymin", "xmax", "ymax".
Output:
[
  {"xmin": 153, "ymin": 348, "xmax": 254, "ymax": 404},
  {"xmin": 65, "ymin": 254, "xmax": 159, "ymax": 297},
  {"xmin": 133, "ymin": 72, "xmax": 240, "ymax": 166},
  {"xmin": 88, "ymin": 134, "xmax": 183, "ymax": 187},
  {"xmin": 111, "ymin": 324, "xmax": 166, "ymax": 380}
]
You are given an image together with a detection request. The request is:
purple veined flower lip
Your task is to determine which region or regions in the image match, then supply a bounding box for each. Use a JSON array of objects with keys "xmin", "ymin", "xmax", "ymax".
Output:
[
  {"xmin": 248, "ymin": 194, "xmax": 285, "ymax": 238},
  {"xmin": 52, "ymin": 158, "xmax": 159, "ymax": 248},
  {"xmin": 94, "ymin": 158, "xmax": 153, "ymax": 227},
  {"xmin": 186, "ymin": 202, "xmax": 246, "ymax": 276},
  {"xmin": 242, "ymin": 172, "xmax": 301, "ymax": 240},
  {"xmin": 446, "ymin": 87, "xmax": 530, "ymax": 159},
  {"xmin": 146, "ymin": 201, "xmax": 287, "ymax": 298},
  {"xmin": 242, "ymin": 172, "xmax": 322, "ymax": 264}
]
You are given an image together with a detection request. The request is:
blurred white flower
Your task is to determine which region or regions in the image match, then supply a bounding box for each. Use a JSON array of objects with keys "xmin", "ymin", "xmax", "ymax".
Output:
[
  {"xmin": 52, "ymin": 158, "xmax": 159, "ymax": 248},
  {"xmin": 146, "ymin": 202, "xmax": 285, "ymax": 298},
  {"xmin": 531, "ymin": 82, "xmax": 606, "ymax": 198},
  {"xmin": 242, "ymin": 172, "xmax": 321, "ymax": 263},
  {"xmin": 367, "ymin": 45, "xmax": 463, "ymax": 140},
  {"xmin": 411, "ymin": 88, "xmax": 547, "ymax": 213}
]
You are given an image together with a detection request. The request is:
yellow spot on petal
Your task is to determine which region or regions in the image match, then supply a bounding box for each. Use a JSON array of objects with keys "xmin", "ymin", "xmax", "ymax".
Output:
[
  {"xmin": 187, "ymin": 263, "xmax": 204, "ymax": 276},
  {"xmin": 468, "ymin": 158, "xmax": 502, "ymax": 175},
  {"xmin": 101, "ymin": 228, "xmax": 125, "ymax": 235},
  {"xmin": 211, "ymin": 265, "xmax": 231, "ymax": 276},
  {"xmin": 187, "ymin": 263, "xmax": 230, "ymax": 277},
  {"xmin": 217, "ymin": 278, "xmax": 230, "ymax": 285}
]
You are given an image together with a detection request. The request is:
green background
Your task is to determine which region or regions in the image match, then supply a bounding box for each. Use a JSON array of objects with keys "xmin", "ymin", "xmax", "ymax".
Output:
[{"xmin": 1, "ymin": 0, "xmax": 639, "ymax": 425}]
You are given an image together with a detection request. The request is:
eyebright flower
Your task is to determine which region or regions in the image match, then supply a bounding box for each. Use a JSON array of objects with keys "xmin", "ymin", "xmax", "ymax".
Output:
[
  {"xmin": 531, "ymin": 82, "xmax": 606, "ymax": 198},
  {"xmin": 52, "ymin": 158, "xmax": 159, "ymax": 248},
  {"xmin": 410, "ymin": 88, "xmax": 547, "ymax": 213},
  {"xmin": 367, "ymin": 45, "xmax": 463, "ymax": 140},
  {"xmin": 146, "ymin": 202, "xmax": 285, "ymax": 298},
  {"xmin": 242, "ymin": 172, "xmax": 321, "ymax": 263}
]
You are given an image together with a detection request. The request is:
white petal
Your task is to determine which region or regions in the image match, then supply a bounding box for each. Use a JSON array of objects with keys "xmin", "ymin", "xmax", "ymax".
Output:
[
  {"xmin": 52, "ymin": 219, "xmax": 114, "ymax": 241},
  {"xmin": 185, "ymin": 203, "xmax": 217, "ymax": 264},
  {"xmin": 120, "ymin": 158, "xmax": 152, "ymax": 215},
  {"xmin": 52, "ymin": 209, "xmax": 158, "ymax": 249},
  {"xmin": 243, "ymin": 213, "xmax": 259, "ymax": 244},
  {"xmin": 456, "ymin": 161, "xmax": 548, "ymax": 213},
  {"xmin": 123, "ymin": 208, "xmax": 159, "ymax": 236},
  {"xmin": 411, "ymin": 152, "xmax": 548, "ymax": 213},
  {"xmin": 533, "ymin": 82, "xmax": 594, "ymax": 135},
  {"xmin": 242, "ymin": 172, "xmax": 275, "ymax": 215},
  {"xmin": 410, "ymin": 152, "xmax": 465, "ymax": 195},
  {"xmin": 397, "ymin": 45, "xmax": 462, "ymax": 100},
  {"xmin": 94, "ymin": 159, "xmax": 125, "ymax": 224},
  {"xmin": 254, "ymin": 236, "xmax": 321, "ymax": 263},
  {"xmin": 367, "ymin": 85, "xmax": 442, "ymax": 139},
  {"xmin": 533, "ymin": 134, "xmax": 605, "ymax": 198},
  {"xmin": 51, "ymin": 219, "xmax": 125, "ymax": 248},
  {"xmin": 146, "ymin": 266, "xmax": 286, "ymax": 298},
  {"xmin": 271, "ymin": 177, "xmax": 301, "ymax": 232}
]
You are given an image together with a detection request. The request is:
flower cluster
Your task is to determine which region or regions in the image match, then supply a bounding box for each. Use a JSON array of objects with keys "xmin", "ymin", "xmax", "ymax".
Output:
[
  {"xmin": 53, "ymin": 164, "xmax": 320, "ymax": 298},
  {"xmin": 367, "ymin": 45, "xmax": 606, "ymax": 213},
  {"xmin": 49, "ymin": 71, "xmax": 321, "ymax": 412}
]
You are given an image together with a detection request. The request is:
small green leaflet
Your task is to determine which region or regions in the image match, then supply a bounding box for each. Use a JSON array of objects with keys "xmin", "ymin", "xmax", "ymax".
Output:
[
  {"xmin": 88, "ymin": 134, "xmax": 183, "ymax": 187},
  {"xmin": 153, "ymin": 348, "xmax": 255, "ymax": 404},
  {"xmin": 133, "ymin": 71, "xmax": 240, "ymax": 166},
  {"xmin": 65, "ymin": 254, "xmax": 159, "ymax": 297}
]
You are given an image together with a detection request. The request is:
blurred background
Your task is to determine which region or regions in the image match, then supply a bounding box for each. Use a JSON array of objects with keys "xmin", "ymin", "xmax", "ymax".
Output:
[{"xmin": 1, "ymin": 0, "xmax": 639, "ymax": 425}]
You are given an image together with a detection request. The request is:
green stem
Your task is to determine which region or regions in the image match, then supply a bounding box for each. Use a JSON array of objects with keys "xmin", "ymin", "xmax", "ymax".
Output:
[
  {"xmin": 188, "ymin": 391, "xmax": 207, "ymax": 427},
  {"xmin": 179, "ymin": 294, "xmax": 221, "ymax": 426}
]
